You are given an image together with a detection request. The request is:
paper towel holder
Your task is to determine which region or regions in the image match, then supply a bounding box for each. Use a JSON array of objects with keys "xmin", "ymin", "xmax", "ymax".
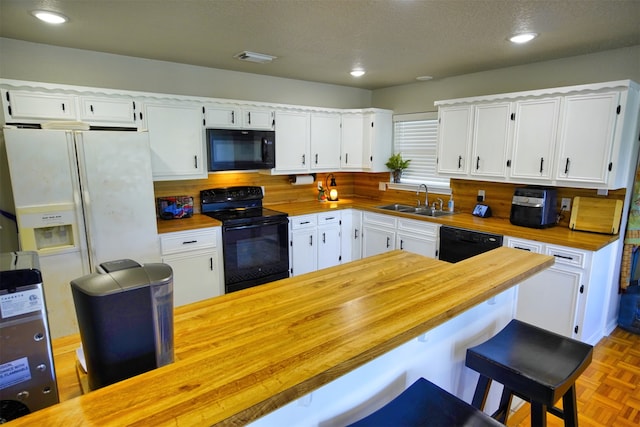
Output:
[{"xmin": 289, "ymin": 173, "xmax": 316, "ymax": 185}]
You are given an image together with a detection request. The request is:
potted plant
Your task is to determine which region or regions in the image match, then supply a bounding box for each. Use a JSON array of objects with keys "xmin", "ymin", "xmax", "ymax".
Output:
[{"xmin": 386, "ymin": 153, "xmax": 411, "ymax": 183}]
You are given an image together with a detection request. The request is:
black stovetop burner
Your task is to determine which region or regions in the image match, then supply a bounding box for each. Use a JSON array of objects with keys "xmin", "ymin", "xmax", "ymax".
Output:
[{"xmin": 200, "ymin": 186, "xmax": 287, "ymax": 227}]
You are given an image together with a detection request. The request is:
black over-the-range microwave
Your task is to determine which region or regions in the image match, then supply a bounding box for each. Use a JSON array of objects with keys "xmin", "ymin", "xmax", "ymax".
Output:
[{"xmin": 207, "ymin": 128, "xmax": 275, "ymax": 171}]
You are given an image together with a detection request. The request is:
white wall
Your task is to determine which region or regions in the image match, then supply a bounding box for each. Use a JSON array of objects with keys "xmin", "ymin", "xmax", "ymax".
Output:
[
  {"xmin": 0, "ymin": 38, "xmax": 372, "ymax": 109},
  {"xmin": 372, "ymin": 45, "xmax": 640, "ymax": 114}
]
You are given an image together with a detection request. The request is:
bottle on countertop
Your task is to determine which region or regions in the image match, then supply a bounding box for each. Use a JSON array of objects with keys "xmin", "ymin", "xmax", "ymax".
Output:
[{"xmin": 448, "ymin": 195, "xmax": 455, "ymax": 212}]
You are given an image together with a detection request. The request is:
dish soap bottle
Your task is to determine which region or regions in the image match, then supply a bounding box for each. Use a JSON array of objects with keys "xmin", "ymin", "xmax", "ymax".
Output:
[{"xmin": 448, "ymin": 195, "xmax": 455, "ymax": 212}]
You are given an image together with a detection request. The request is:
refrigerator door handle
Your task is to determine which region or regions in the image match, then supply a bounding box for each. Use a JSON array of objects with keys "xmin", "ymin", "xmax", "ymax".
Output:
[{"xmin": 74, "ymin": 131, "xmax": 97, "ymax": 272}]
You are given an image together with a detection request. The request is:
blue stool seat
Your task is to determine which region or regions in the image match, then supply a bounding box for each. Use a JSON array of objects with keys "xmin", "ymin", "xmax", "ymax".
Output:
[
  {"xmin": 465, "ymin": 319, "xmax": 593, "ymax": 427},
  {"xmin": 347, "ymin": 377, "xmax": 504, "ymax": 427}
]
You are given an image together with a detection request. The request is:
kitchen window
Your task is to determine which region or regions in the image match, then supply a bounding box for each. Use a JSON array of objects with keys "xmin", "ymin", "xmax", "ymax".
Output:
[{"xmin": 392, "ymin": 112, "xmax": 450, "ymax": 193}]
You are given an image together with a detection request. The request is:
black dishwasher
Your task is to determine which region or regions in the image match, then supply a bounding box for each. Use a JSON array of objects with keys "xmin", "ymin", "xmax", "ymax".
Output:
[{"xmin": 439, "ymin": 226, "xmax": 503, "ymax": 263}]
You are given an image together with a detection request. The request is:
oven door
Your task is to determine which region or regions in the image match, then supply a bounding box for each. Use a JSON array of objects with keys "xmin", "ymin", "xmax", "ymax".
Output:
[{"xmin": 222, "ymin": 218, "xmax": 289, "ymax": 293}]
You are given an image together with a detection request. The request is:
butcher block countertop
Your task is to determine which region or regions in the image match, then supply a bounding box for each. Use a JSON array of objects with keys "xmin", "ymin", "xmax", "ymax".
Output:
[
  {"xmin": 156, "ymin": 198, "xmax": 617, "ymax": 251},
  {"xmin": 272, "ymin": 198, "xmax": 619, "ymax": 251},
  {"xmin": 17, "ymin": 248, "xmax": 552, "ymax": 426}
]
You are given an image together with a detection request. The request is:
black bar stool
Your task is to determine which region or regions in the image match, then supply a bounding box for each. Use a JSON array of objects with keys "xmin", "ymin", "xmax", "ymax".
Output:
[
  {"xmin": 465, "ymin": 319, "xmax": 593, "ymax": 427},
  {"xmin": 346, "ymin": 377, "xmax": 504, "ymax": 427}
]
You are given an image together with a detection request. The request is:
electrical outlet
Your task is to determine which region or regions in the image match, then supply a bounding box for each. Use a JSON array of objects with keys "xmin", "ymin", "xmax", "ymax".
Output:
[
  {"xmin": 378, "ymin": 182, "xmax": 387, "ymax": 191},
  {"xmin": 317, "ymin": 181, "xmax": 323, "ymax": 190},
  {"xmin": 477, "ymin": 190, "xmax": 485, "ymax": 202},
  {"xmin": 561, "ymin": 198, "xmax": 571, "ymax": 211}
]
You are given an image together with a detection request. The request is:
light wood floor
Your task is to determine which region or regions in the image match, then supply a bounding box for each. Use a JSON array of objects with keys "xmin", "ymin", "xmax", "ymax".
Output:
[{"xmin": 507, "ymin": 327, "xmax": 640, "ymax": 427}]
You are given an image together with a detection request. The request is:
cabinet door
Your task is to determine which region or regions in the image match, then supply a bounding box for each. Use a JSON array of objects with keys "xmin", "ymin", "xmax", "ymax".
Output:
[
  {"xmin": 510, "ymin": 97, "xmax": 560, "ymax": 181},
  {"xmin": 396, "ymin": 232, "xmax": 436, "ymax": 258},
  {"xmin": 274, "ymin": 110, "xmax": 311, "ymax": 173},
  {"xmin": 205, "ymin": 104, "xmax": 241, "ymax": 128},
  {"xmin": 310, "ymin": 112, "xmax": 341, "ymax": 170},
  {"xmin": 4, "ymin": 90, "xmax": 76, "ymax": 121},
  {"xmin": 162, "ymin": 250, "xmax": 221, "ymax": 306},
  {"xmin": 318, "ymin": 224, "xmax": 341, "ymax": 270},
  {"xmin": 291, "ymin": 228, "xmax": 317, "ymax": 276},
  {"xmin": 516, "ymin": 266, "xmax": 582, "ymax": 338},
  {"xmin": 79, "ymin": 96, "xmax": 138, "ymax": 126},
  {"xmin": 341, "ymin": 209, "xmax": 362, "ymax": 263},
  {"xmin": 362, "ymin": 225, "xmax": 395, "ymax": 257},
  {"xmin": 436, "ymin": 105, "xmax": 473, "ymax": 175},
  {"xmin": 145, "ymin": 102, "xmax": 206, "ymax": 181},
  {"xmin": 341, "ymin": 113, "xmax": 365, "ymax": 169},
  {"xmin": 471, "ymin": 101, "xmax": 511, "ymax": 179},
  {"xmin": 556, "ymin": 92, "xmax": 620, "ymax": 185},
  {"xmin": 243, "ymin": 108, "xmax": 274, "ymax": 130},
  {"xmin": 363, "ymin": 110, "xmax": 393, "ymax": 172}
]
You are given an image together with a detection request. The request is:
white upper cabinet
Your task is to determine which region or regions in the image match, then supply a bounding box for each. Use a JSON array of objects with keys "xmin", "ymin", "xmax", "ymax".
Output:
[
  {"xmin": 436, "ymin": 80, "xmax": 640, "ymax": 189},
  {"xmin": 205, "ymin": 103, "xmax": 274, "ymax": 130},
  {"xmin": 340, "ymin": 112, "xmax": 365, "ymax": 170},
  {"xmin": 2, "ymin": 90, "xmax": 77, "ymax": 121},
  {"xmin": 338, "ymin": 109, "xmax": 393, "ymax": 172},
  {"xmin": 362, "ymin": 109, "xmax": 393, "ymax": 172},
  {"xmin": 310, "ymin": 112, "xmax": 341, "ymax": 170},
  {"xmin": 555, "ymin": 92, "xmax": 620, "ymax": 186},
  {"xmin": 510, "ymin": 97, "xmax": 561, "ymax": 181},
  {"xmin": 436, "ymin": 105, "xmax": 473, "ymax": 176},
  {"xmin": 79, "ymin": 96, "xmax": 139, "ymax": 126},
  {"xmin": 145, "ymin": 101, "xmax": 207, "ymax": 181},
  {"xmin": 273, "ymin": 110, "xmax": 311, "ymax": 174},
  {"xmin": 470, "ymin": 101, "xmax": 512, "ymax": 179},
  {"xmin": 205, "ymin": 103, "xmax": 241, "ymax": 128},
  {"xmin": 242, "ymin": 108, "xmax": 274, "ymax": 130}
]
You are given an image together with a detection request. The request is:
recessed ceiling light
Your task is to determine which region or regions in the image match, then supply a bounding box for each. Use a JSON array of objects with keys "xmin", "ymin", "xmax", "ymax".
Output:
[
  {"xmin": 350, "ymin": 69, "xmax": 365, "ymax": 77},
  {"xmin": 509, "ymin": 32, "xmax": 538, "ymax": 44},
  {"xmin": 31, "ymin": 10, "xmax": 68, "ymax": 24},
  {"xmin": 234, "ymin": 51, "xmax": 277, "ymax": 64},
  {"xmin": 416, "ymin": 75, "xmax": 433, "ymax": 81}
]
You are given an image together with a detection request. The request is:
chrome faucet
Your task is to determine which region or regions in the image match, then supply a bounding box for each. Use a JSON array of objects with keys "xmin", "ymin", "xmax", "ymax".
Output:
[
  {"xmin": 416, "ymin": 184, "xmax": 428, "ymax": 207},
  {"xmin": 436, "ymin": 198, "xmax": 444, "ymax": 211}
]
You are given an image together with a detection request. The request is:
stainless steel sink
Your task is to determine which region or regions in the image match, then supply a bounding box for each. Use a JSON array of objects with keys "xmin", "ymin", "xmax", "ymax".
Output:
[
  {"xmin": 376, "ymin": 204, "xmax": 456, "ymax": 218},
  {"xmin": 376, "ymin": 204, "xmax": 415, "ymax": 212}
]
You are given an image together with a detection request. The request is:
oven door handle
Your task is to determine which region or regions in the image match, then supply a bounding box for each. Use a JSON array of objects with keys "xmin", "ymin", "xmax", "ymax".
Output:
[{"xmin": 224, "ymin": 219, "xmax": 287, "ymax": 231}]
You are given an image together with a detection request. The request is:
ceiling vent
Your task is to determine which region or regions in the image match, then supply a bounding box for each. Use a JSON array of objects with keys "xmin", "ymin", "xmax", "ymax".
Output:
[{"xmin": 234, "ymin": 51, "xmax": 277, "ymax": 64}]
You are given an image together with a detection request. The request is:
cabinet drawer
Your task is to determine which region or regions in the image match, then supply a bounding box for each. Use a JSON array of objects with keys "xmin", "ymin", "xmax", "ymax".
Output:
[
  {"xmin": 362, "ymin": 212, "xmax": 397, "ymax": 229},
  {"xmin": 160, "ymin": 229, "xmax": 217, "ymax": 255},
  {"xmin": 546, "ymin": 245, "xmax": 586, "ymax": 268},
  {"xmin": 290, "ymin": 214, "xmax": 317, "ymax": 229},
  {"xmin": 397, "ymin": 218, "xmax": 438, "ymax": 237},
  {"xmin": 317, "ymin": 212, "xmax": 340, "ymax": 225},
  {"xmin": 506, "ymin": 237, "xmax": 543, "ymax": 253}
]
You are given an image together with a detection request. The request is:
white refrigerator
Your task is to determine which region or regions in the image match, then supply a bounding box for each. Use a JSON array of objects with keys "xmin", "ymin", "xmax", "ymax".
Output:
[{"xmin": 3, "ymin": 127, "xmax": 161, "ymax": 338}]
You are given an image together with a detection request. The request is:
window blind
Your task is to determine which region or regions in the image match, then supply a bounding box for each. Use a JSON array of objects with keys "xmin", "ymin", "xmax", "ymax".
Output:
[{"xmin": 393, "ymin": 114, "xmax": 450, "ymax": 189}]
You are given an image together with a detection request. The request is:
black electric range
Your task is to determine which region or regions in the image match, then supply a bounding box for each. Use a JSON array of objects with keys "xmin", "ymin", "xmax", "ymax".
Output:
[{"xmin": 200, "ymin": 187, "xmax": 289, "ymax": 293}]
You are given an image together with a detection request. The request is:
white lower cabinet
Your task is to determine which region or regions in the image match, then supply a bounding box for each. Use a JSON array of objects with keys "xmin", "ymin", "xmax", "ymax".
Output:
[
  {"xmin": 160, "ymin": 227, "xmax": 224, "ymax": 306},
  {"xmin": 506, "ymin": 236, "xmax": 615, "ymax": 344},
  {"xmin": 317, "ymin": 212, "xmax": 342, "ymax": 270},
  {"xmin": 290, "ymin": 214, "xmax": 318, "ymax": 276},
  {"xmin": 362, "ymin": 212, "xmax": 439, "ymax": 259},
  {"xmin": 340, "ymin": 209, "xmax": 362, "ymax": 263},
  {"xmin": 396, "ymin": 218, "xmax": 439, "ymax": 258},
  {"xmin": 362, "ymin": 212, "xmax": 397, "ymax": 257},
  {"xmin": 290, "ymin": 212, "xmax": 342, "ymax": 276}
]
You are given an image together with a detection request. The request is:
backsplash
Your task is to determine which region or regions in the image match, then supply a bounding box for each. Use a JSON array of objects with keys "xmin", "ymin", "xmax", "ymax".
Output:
[{"xmin": 155, "ymin": 173, "xmax": 626, "ymax": 228}]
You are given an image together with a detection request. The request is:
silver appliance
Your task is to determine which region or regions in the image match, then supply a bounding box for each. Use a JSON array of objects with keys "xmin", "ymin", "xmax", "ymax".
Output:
[
  {"xmin": 0, "ymin": 251, "xmax": 59, "ymax": 422},
  {"xmin": 70, "ymin": 259, "xmax": 174, "ymax": 391}
]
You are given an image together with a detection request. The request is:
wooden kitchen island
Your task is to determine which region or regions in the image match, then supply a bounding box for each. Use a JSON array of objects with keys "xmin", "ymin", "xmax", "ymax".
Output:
[{"xmin": 12, "ymin": 248, "xmax": 553, "ymax": 426}]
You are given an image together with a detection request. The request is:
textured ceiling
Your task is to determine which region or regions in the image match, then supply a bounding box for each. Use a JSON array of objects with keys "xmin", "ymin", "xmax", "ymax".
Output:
[{"xmin": 1, "ymin": 0, "xmax": 639, "ymax": 90}]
